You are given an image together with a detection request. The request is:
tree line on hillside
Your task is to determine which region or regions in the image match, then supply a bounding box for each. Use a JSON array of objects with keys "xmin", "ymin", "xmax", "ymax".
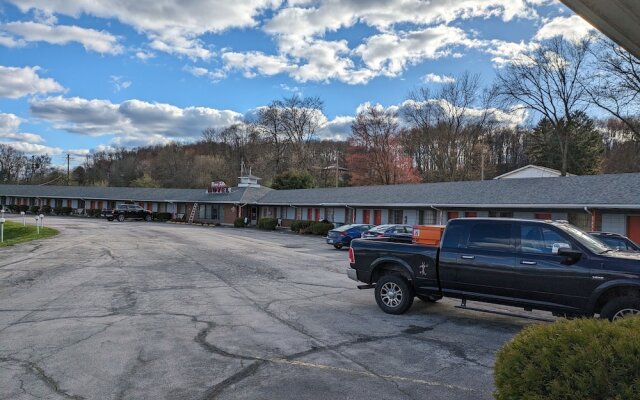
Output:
[{"xmin": 1, "ymin": 36, "xmax": 639, "ymax": 189}]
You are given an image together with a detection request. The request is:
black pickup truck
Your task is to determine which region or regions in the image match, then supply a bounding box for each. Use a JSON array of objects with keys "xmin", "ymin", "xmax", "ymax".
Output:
[
  {"xmin": 348, "ymin": 218, "xmax": 640, "ymax": 321},
  {"xmin": 102, "ymin": 204, "xmax": 153, "ymax": 222}
]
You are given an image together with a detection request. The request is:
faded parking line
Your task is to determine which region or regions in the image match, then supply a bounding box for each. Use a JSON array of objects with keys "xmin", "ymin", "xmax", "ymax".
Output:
[{"xmin": 269, "ymin": 358, "xmax": 478, "ymax": 392}]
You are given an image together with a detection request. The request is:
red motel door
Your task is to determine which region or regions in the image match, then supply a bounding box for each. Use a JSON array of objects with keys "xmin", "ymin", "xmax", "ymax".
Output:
[
  {"xmin": 535, "ymin": 213, "xmax": 552, "ymax": 220},
  {"xmin": 363, "ymin": 210, "xmax": 370, "ymax": 224},
  {"xmin": 628, "ymin": 216, "xmax": 640, "ymax": 244},
  {"xmin": 307, "ymin": 208, "xmax": 312, "ymax": 221},
  {"xmin": 374, "ymin": 209, "xmax": 382, "ymax": 225},
  {"xmin": 315, "ymin": 208, "xmax": 320, "ymax": 221},
  {"xmin": 448, "ymin": 211, "xmax": 459, "ymax": 220}
]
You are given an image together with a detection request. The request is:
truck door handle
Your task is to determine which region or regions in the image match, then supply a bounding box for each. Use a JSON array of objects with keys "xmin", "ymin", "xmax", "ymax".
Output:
[
  {"xmin": 460, "ymin": 255, "xmax": 475, "ymax": 260},
  {"xmin": 521, "ymin": 260, "xmax": 537, "ymax": 265}
]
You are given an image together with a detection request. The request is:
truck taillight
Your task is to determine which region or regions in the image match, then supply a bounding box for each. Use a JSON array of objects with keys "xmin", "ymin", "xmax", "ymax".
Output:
[{"xmin": 348, "ymin": 247, "xmax": 355, "ymax": 264}]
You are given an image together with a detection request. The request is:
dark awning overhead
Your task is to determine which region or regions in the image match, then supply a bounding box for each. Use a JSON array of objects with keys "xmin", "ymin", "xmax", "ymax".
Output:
[{"xmin": 560, "ymin": 0, "xmax": 640, "ymax": 58}]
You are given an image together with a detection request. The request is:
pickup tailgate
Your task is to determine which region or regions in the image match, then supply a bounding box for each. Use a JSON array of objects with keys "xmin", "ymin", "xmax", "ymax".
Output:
[{"xmin": 349, "ymin": 238, "xmax": 440, "ymax": 291}]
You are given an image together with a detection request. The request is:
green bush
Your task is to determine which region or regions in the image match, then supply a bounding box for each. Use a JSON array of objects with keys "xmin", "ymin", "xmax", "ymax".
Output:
[
  {"xmin": 61, "ymin": 207, "xmax": 72, "ymax": 215},
  {"xmin": 257, "ymin": 218, "xmax": 278, "ymax": 230},
  {"xmin": 153, "ymin": 212, "xmax": 172, "ymax": 221},
  {"xmin": 310, "ymin": 221, "xmax": 333, "ymax": 236},
  {"xmin": 8, "ymin": 204, "xmax": 18, "ymax": 212},
  {"xmin": 494, "ymin": 317, "xmax": 640, "ymax": 400},
  {"xmin": 234, "ymin": 217, "xmax": 247, "ymax": 228},
  {"xmin": 41, "ymin": 205, "xmax": 52, "ymax": 214},
  {"xmin": 18, "ymin": 205, "xmax": 29, "ymax": 213},
  {"xmin": 290, "ymin": 220, "xmax": 310, "ymax": 233},
  {"xmin": 87, "ymin": 209, "xmax": 102, "ymax": 218},
  {"xmin": 30, "ymin": 205, "xmax": 40, "ymax": 214},
  {"xmin": 53, "ymin": 207, "xmax": 63, "ymax": 215}
]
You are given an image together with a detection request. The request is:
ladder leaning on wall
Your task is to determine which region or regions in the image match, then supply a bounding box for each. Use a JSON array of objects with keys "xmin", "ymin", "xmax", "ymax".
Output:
[{"xmin": 187, "ymin": 202, "xmax": 199, "ymax": 224}]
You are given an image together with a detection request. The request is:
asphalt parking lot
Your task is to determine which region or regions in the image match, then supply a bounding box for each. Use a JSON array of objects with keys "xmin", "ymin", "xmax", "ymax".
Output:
[{"xmin": 0, "ymin": 217, "xmax": 548, "ymax": 400}]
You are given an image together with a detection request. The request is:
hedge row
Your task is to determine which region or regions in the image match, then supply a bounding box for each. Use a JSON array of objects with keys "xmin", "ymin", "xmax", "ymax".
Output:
[
  {"xmin": 234, "ymin": 217, "xmax": 247, "ymax": 228},
  {"xmin": 257, "ymin": 218, "xmax": 278, "ymax": 230},
  {"xmin": 290, "ymin": 220, "xmax": 333, "ymax": 236},
  {"xmin": 494, "ymin": 317, "xmax": 640, "ymax": 400}
]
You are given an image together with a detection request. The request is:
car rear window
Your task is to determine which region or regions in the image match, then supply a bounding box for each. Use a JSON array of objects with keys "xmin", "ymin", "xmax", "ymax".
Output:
[{"xmin": 334, "ymin": 224, "xmax": 356, "ymax": 232}]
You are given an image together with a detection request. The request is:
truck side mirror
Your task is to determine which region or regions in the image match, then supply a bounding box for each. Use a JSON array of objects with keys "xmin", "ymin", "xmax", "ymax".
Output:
[{"xmin": 557, "ymin": 247, "xmax": 582, "ymax": 264}]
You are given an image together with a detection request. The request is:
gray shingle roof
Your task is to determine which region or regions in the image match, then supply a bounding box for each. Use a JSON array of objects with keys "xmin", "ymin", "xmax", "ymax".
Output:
[
  {"xmin": 0, "ymin": 184, "xmax": 272, "ymax": 204},
  {"xmin": 258, "ymin": 173, "xmax": 640, "ymax": 209},
  {"xmin": 1, "ymin": 172, "xmax": 639, "ymax": 209}
]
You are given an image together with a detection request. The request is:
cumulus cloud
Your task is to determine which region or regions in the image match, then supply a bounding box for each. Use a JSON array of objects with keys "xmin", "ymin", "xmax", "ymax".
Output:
[
  {"xmin": 316, "ymin": 115, "xmax": 354, "ymax": 140},
  {"xmin": 29, "ymin": 96, "xmax": 245, "ymax": 147},
  {"xmin": 485, "ymin": 40, "xmax": 540, "ymax": 66},
  {"xmin": 7, "ymin": 0, "xmax": 282, "ymax": 59},
  {"xmin": 0, "ymin": 111, "xmax": 59, "ymax": 154},
  {"xmin": 534, "ymin": 15, "xmax": 595, "ymax": 43},
  {"xmin": 0, "ymin": 112, "xmax": 44, "ymax": 143},
  {"xmin": 183, "ymin": 65, "xmax": 226, "ymax": 82},
  {"xmin": 0, "ymin": 65, "xmax": 64, "ymax": 98},
  {"xmin": 421, "ymin": 73, "xmax": 456, "ymax": 84},
  {"xmin": 1, "ymin": 21, "xmax": 123, "ymax": 54}
]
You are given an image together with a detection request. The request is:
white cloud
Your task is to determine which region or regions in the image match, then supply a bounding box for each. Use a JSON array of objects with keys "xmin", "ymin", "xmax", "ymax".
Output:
[
  {"xmin": 0, "ymin": 65, "xmax": 64, "ymax": 98},
  {"xmin": 421, "ymin": 73, "xmax": 456, "ymax": 84},
  {"xmin": 0, "ymin": 141, "xmax": 63, "ymax": 154},
  {"xmin": 29, "ymin": 96, "xmax": 245, "ymax": 147},
  {"xmin": 316, "ymin": 115, "xmax": 353, "ymax": 140},
  {"xmin": 222, "ymin": 51, "xmax": 296, "ymax": 78},
  {"xmin": 486, "ymin": 40, "xmax": 540, "ymax": 66},
  {"xmin": 534, "ymin": 15, "xmax": 595, "ymax": 43},
  {"xmin": 264, "ymin": 0, "xmax": 541, "ymax": 39},
  {"xmin": 1, "ymin": 21, "xmax": 123, "ymax": 54},
  {"xmin": 183, "ymin": 65, "xmax": 226, "ymax": 82},
  {"xmin": 134, "ymin": 50, "xmax": 155, "ymax": 60},
  {"xmin": 110, "ymin": 76, "xmax": 132, "ymax": 92},
  {"xmin": 0, "ymin": 111, "xmax": 44, "ymax": 143},
  {"xmin": 8, "ymin": 0, "xmax": 282, "ymax": 59},
  {"xmin": 356, "ymin": 25, "xmax": 482, "ymax": 77}
]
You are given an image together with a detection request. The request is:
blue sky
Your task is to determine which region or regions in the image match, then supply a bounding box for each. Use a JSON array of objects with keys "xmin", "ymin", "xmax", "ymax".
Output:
[{"xmin": 0, "ymin": 0, "xmax": 595, "ymax": 167}]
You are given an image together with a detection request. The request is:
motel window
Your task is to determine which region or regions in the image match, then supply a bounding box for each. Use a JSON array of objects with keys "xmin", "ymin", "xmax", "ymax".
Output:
[{"xmin": 391, "ymin": 209, "xmax": 403, "ymax": 224}]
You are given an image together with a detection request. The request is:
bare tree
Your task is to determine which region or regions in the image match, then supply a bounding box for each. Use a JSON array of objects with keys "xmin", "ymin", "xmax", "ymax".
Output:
[
  {"xmin": 403, "ymin": 72, "xmax": 497, "ymax": 181},
  {"xmin": 269, "ymin": 95, "xmax": 324, "ymax": 170},
  {"xmin": 586, "ymin": 40, "xmax": 640, "ymax": 139},
  {"xmin": 496, "ymin": 37, "xmax": 592, "ymax": 175},
  {"xmin": 348, "ymin": 105, "xmax": 419, "ymax": 185},
  {"xmin": 256, "ymin": 105, "xmax": 288, "ymax": 174}
]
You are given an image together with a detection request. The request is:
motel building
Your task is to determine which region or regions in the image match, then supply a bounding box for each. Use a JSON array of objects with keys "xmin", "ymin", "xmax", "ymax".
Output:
[{"xmin": 1, "ymin": 165, "xmax": 640, "ymax": 244}]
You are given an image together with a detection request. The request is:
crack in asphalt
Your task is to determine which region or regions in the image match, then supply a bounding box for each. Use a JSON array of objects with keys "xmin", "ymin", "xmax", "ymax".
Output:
[{"xmin": 0, "ymin": 357, "xmax": 85, "ymax": 400}]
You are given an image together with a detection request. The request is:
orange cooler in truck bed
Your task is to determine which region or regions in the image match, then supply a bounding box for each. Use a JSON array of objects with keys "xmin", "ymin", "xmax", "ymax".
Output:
[{"xmin": 412, "ymin": 225, "xmax": 445, "ymax": 246}]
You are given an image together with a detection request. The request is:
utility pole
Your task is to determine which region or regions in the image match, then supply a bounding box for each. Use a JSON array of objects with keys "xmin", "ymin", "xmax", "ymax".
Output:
[
  {"xmin": 480, "ymin": 151, "xmax": 485, "ymax": 181},
  {"xmin": 66, "ymin": 153, "xmax": 70, "ymax": 185},
  {"xmin": 335, "ymin": 151, "xmax": 339, "ymax": 188}
]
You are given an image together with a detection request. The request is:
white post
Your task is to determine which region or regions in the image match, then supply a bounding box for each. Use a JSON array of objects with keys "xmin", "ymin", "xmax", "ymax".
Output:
[
  {"xmin": 35, "ymin": 216, "xmax": 40, "ymax": 235},
  {"xmin": 39, "ymin": 214, "xmax": 44, "ymax": 228},
  {"xmin": 20, "ymin": 211, "xmax": 25, "ymax": 226},
  {"xmin": 0, "ymin": 218, "xmax": 4, "ymax": 243}
]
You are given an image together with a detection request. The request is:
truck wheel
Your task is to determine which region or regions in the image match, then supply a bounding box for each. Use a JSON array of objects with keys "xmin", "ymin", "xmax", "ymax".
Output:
[
  {"xmin": 145, "ymin": 214, "xmax": 152, "ymax": 222},
  {"xmin": 600, "ymin": 297, "xmax": 640, "ymax": 321},
  {"xmin": 117, "ymin": 214, "xmax": 125, "ymax": 222},
  {"xmin": 375, "ymin": 275, "xmax": 414, "ymax": 315},
  {"xmin": 333, "ymin": 244, "xmax": 342, "ymax": 249},
  {"xmin": 417, "ymin": 295, "xmax": 441, "ymax": 303}
]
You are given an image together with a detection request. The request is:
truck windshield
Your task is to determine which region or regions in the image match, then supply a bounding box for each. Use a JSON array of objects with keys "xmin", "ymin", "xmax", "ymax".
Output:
[{"xmin": 554, "ymin": 223, "xmax": 609, "ymax": 254}]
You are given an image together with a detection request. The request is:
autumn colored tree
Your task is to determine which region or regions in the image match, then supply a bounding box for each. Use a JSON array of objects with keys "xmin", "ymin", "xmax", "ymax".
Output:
[{"xmin": 346, "ymin": 105, "xmax": 420, "ymax": 186}]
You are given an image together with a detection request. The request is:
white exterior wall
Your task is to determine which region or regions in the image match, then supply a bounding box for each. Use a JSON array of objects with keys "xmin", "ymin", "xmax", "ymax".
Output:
[
  {"xmin": 602, "ymin": 214, "xmax": 627, "ymax": 235},
  {"xmin": 477, "ymin": 211, "xmax": 489, "ymax": 218},
  {"xmin": 333, "ymin": 208, "xmax": 346, "ymax": 224},
  {"xmin": 380, "ymin": 209, "xmax": 389, "ymax": 225},
  {"xmin": 404, "ymin": 209, "xmax": 418, "ymax": 225}
]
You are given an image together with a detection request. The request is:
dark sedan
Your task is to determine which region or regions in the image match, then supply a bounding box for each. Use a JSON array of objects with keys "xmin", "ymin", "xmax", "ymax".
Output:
[
  {"xmin": 326, "ymin": 224, "xmax": 374, "ymax": 249},
  {"xmin": 362, "ymin": 224, "xmax": 413, "ymax": 241},
  {"xmin": 589, "ymin": 232, "xmax": 640, "ymax": 252}
]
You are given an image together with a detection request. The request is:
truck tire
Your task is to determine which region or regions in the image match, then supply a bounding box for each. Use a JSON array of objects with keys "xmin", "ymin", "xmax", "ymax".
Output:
[
  {"xmin": 417, "ymin": 295, "xmax": 441, "ymax": 303},
  {"xmin": 600, "ymin": 296, "xmax": 640, "ymax": 321},
  {"xmin": 375, "ymin": 274, "xmax": 414, "ymax": 315},
  {"xmin": 117, "ymin": 214, "xmax": 125, "ymax": 222}
]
